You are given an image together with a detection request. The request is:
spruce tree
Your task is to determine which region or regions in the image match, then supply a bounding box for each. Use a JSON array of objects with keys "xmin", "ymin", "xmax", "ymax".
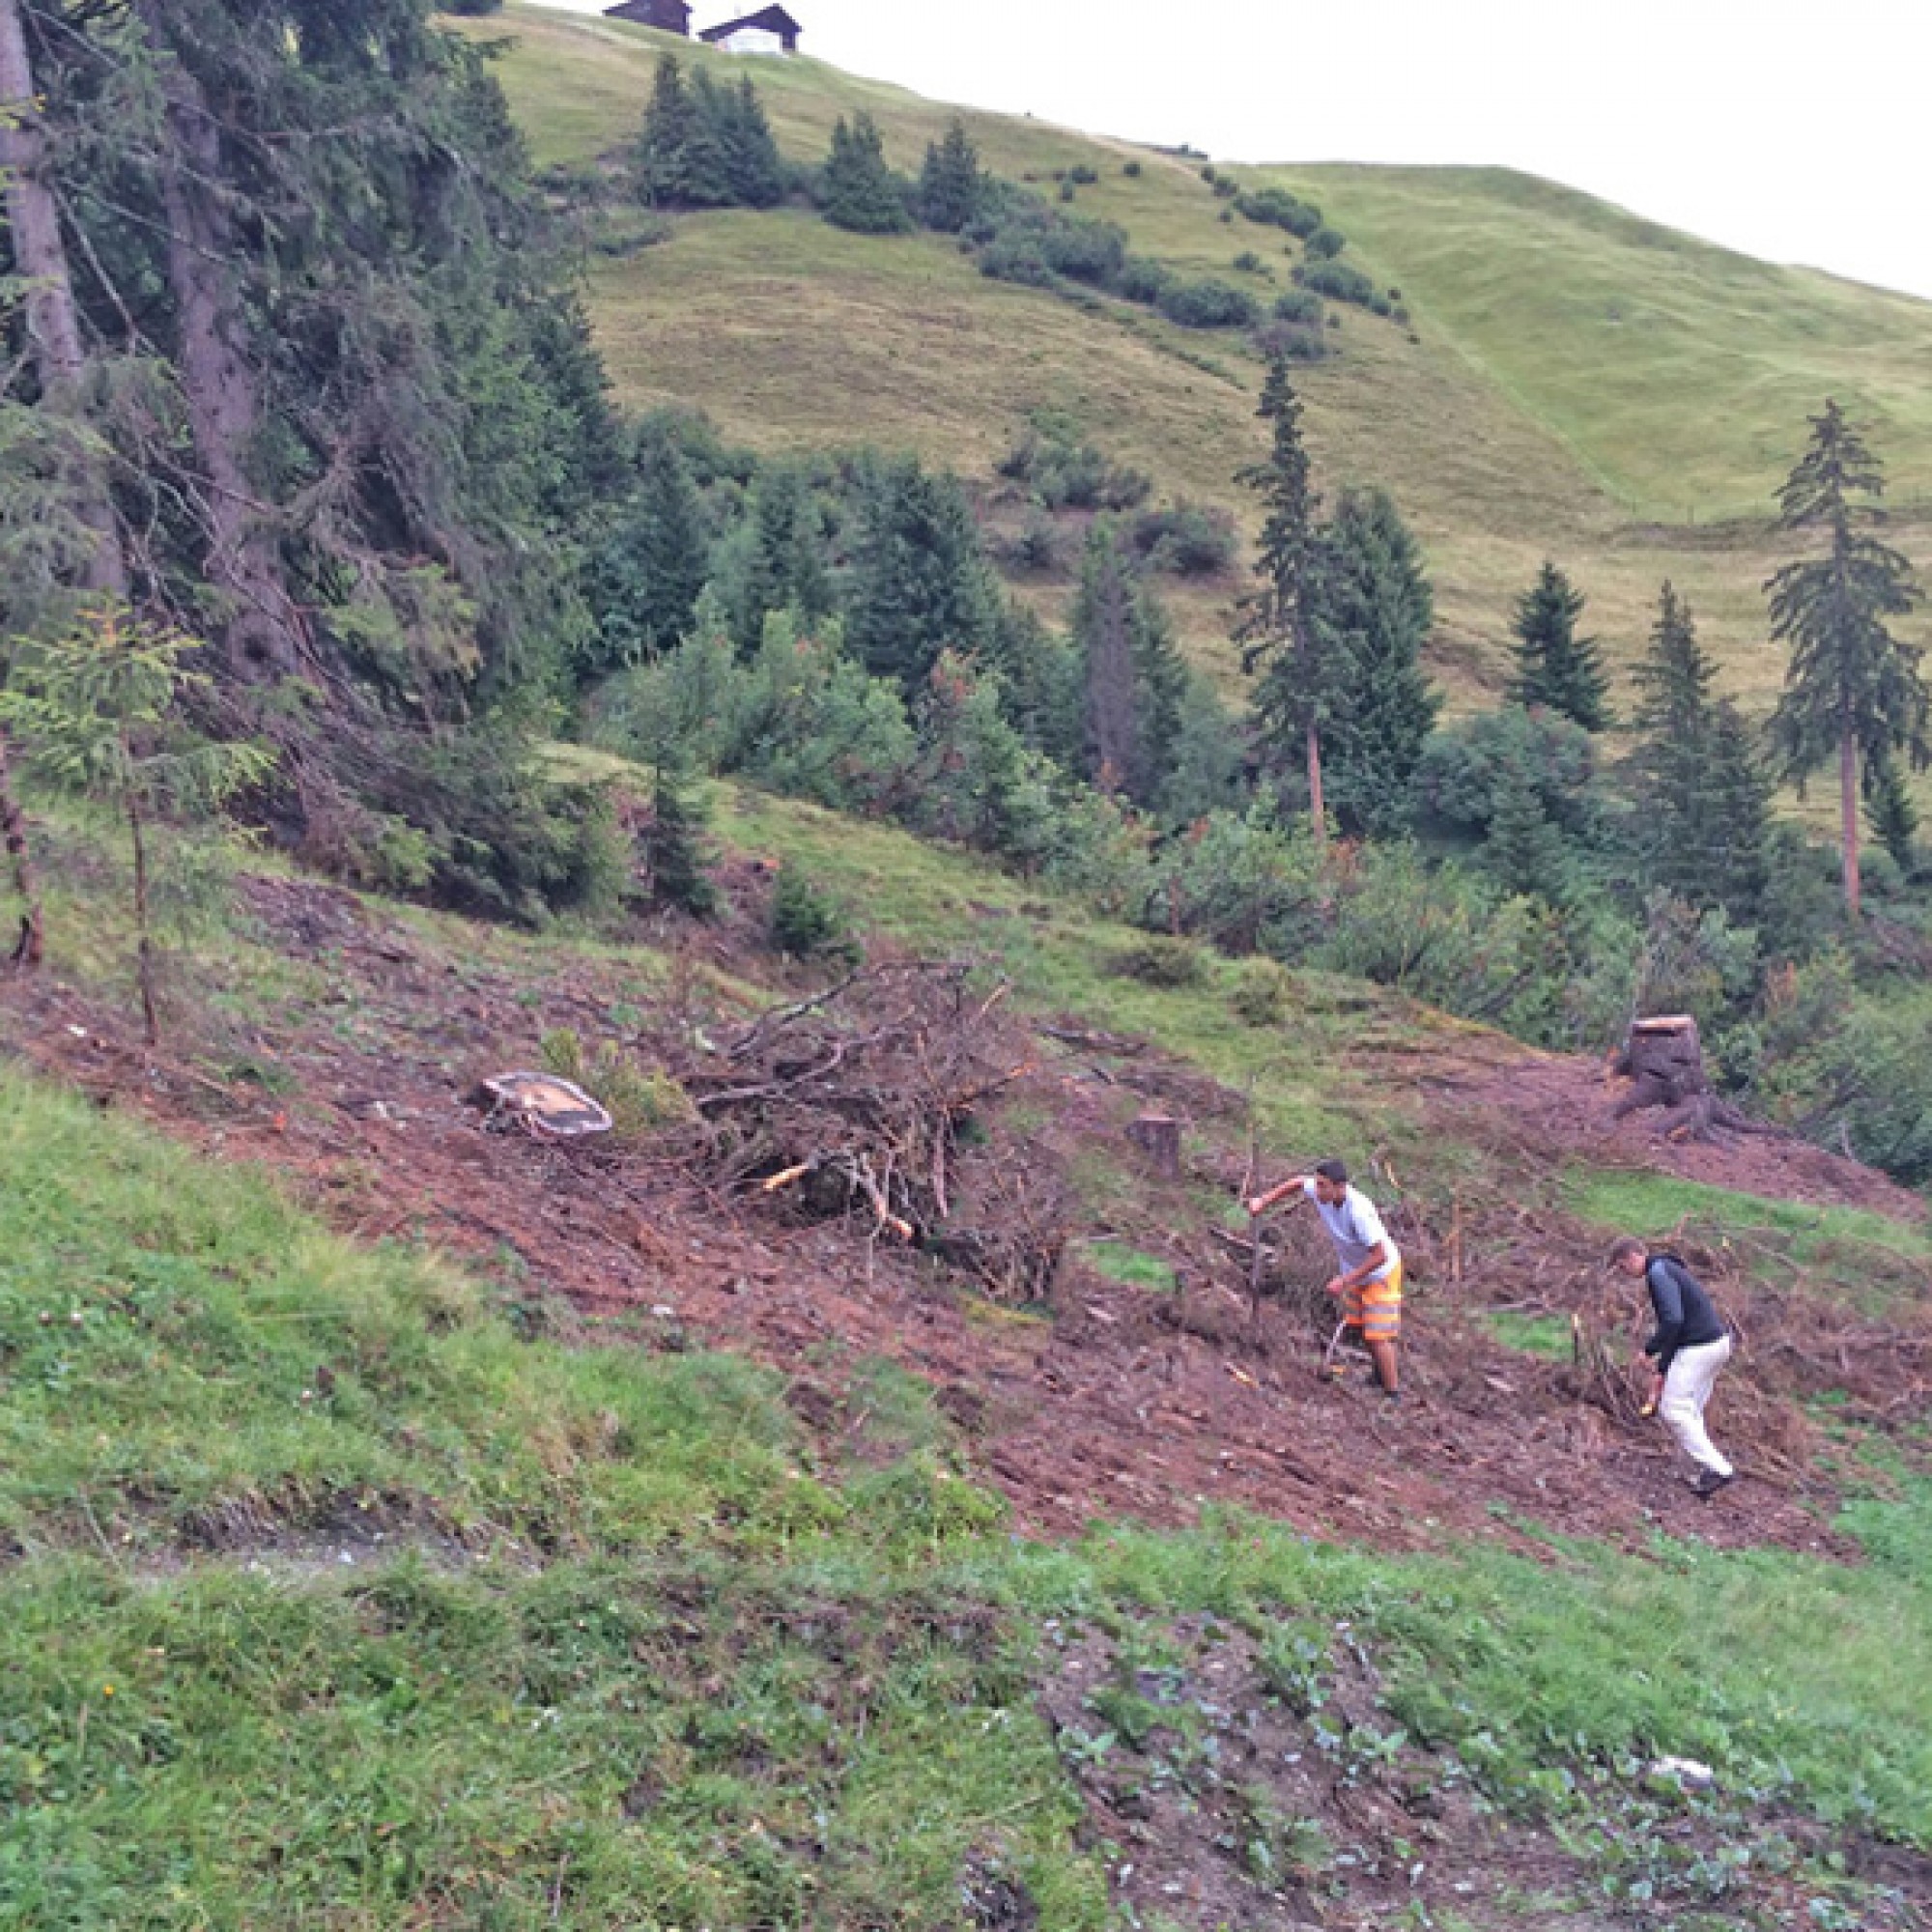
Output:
[
  {"xmin": 1511, "ymin": 562, "xmax": 1610, "ymax": 731},
  {"xmin": 1236, "ymin": 353, "xmax": 1330, "ymax": 851},
  {"xmin": 1072, "ymin": 522, "xmax": 1188, "ymax": 809},
  {"xmin": 733, "ymin": 463, "xmax": 833, "ymax": 652},
  {"xmin": 821, "ymin": 113, "xmax": 913, "ymax": 235},
  {"xmin": 1629, "ymin": 583, "xmax": 1772, "ymax": 923},
  {"xmin": 1485, "ymin": 740, "xmax": 1575, "ymax": 905},
  {"xmin": 717, "ymin": 73, "xmax": 785, "ymax": 209},
  {"xmin": 917, "ymin": 118, "xmax": 986, "ymax": 233},
  {"xmin": 590, "ymin": 422, "xmax": 710, "ymax": 668},
  {"xmin": 1767, "ymin": 399, "xmax": 1930, "ymax": 919},
  {"xmin": 1075, "ymin": 522, "xmax": 1139, "ymax": 798},
  {"xmin": 1312, "ymin": 487, "xmax": 1440, "ymax": 836},
  {"xmin": 637, "ymin": 57, "xmax": 728, "ymax": 208},
  {"xmin": 647, "ymin": 754, "xmax": 719, "ymax": 918},
  {"xmin": 846, "ymin": 457, "xmax": 995, "ymax": 691},
  {"xmin": 1864, "ymin": 747, "xmax": 1920, "ymax": 877}
]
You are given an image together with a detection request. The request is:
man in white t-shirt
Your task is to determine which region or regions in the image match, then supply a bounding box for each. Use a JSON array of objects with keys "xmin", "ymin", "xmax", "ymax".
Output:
[{"xmin": 1247, "ymin": 1158, "xmax": 1404, "ymax": 1400}]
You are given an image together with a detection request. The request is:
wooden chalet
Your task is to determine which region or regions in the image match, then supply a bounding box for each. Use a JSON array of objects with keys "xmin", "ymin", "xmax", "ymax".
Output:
[
  {"xmin": 604, "ymin": 0, "xmax": 693, "ymax": 34},
  {"xmin": 698, "ymin": 5, "xmax": 803, "ymax": 55}
]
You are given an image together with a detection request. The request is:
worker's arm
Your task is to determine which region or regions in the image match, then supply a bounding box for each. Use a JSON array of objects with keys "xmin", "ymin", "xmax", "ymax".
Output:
[
  {"xmin": 1246, "ymin": 1175, "xmax": 1312, "ymax": 1217},
  {"xmin": 1642, "ymin": 1261, "xmax": 1686, "ymax": 1376},
  {"xmin": 1333, "ymin": 1241, "xmax": 1389, "ymax": 1293}
]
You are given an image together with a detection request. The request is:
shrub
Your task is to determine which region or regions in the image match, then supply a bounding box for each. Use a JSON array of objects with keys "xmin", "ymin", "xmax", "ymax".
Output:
[
  {"xmin": 978, "ymin": 226, "xmax": 1056, "ymax": 286},
  {"xmin": 541, "ymin": 1030, "xmax": 697, "ymax": 1138},
  {"xmin": 1058, "ymin": 180, "xmax": 1076, "ymax": 203},
  {"xmin": 769, "ymin": 861, "xmax": 862, "ymax": 966},
  {"xmin": 1235, "ymin": 186, "xmax": 1323, "ymax": 238},
  {"xmin": 1230, "ymin": 958, "xmax": 1294, "ymax": 1026},
  {"xmin": 1212, "ymin": 176, "xmax": 1240, "ymax": 201},
  {"xmin": 1067, "ymin": 163, "xmax": 1100, "ymax": 185},
  {"xmin": 1001, "ymin": 415, "xmax": 1151, "ymax": 512},
  {"xmin": 1156, "ymin": 276, "xmax": 1261, "ymax": 329},
  {"xmin": 1122, "ymin": 159, "xmax": 1143, "ymax": 178},
  {"xmin": 1411, "ymin": 707, "xmax": 1603, "ymax": 841},
  {"xmin": 1109, "ymin": 933, "xmax": 1208, "ymax": 987},
  {"xmin": 1272, "ymin": 288, "xmax": 1323, "ymax": 327},
  {"xmin": 1233, "ymin": 250, "xmax": 1265, "ymax": 274},
  {"xmin": 977, "ymin": 208, "xmax": 1126, "ymax": 289},
  {"xmin": 1129, "ymin": 501, "xmax": 1238, "ymax": 577},
  {"xmin": 1118, "ymin": 255, "xmax": 1175, "ymax": 305},
  {"xmin": 1002, "ymin": 514, "xmax": 1065, "ymax": 575},
  {"xmin": 1250, "ymin": 320, "xmax": 1327, "ymax": 363},
  {"xmin": 1143, "ymin": 805, "xmax": 1325, "ymax": 957},
  {"xmin": 1295, "ymin": 258, "xmax": 1391, "ymax": 315},
  {"xmin": 1305, "ymin": 226, "xmax": 1347, "ymax": 260}
]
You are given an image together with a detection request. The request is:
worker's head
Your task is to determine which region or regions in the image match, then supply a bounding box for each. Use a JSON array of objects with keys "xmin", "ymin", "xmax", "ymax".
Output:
[
  {"xmin": 1313, "ymin": 1158, "xmax": 1350, "ymax": 1207},
  {"xmin": 1608, "ymin": 1236, "xmax": 1650, "ymax": 1279}
]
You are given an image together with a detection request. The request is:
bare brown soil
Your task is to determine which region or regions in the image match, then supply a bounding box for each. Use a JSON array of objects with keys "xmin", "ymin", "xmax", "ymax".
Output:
[{"xmin": 4, "ymin": 869, "xmax": 1927, "ymax": 1566}]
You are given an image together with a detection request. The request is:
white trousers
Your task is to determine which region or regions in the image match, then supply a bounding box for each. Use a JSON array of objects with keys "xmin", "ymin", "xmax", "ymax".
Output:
[{"xmin": 1660, "ymin": 1335, "xmax": 1734, "ymax": 1478}]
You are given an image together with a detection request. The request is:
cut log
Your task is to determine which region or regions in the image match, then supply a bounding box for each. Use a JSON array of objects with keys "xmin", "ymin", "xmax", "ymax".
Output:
[{"xmin": 1127, "ymin": 1112, "xmax": 1183, "ymax": 1179}]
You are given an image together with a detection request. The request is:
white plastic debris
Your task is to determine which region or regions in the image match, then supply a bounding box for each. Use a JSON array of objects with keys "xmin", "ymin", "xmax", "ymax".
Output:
[{"xmin": 1650, "ymin": 1755, "xmax": 1716, "ymax": 1788}]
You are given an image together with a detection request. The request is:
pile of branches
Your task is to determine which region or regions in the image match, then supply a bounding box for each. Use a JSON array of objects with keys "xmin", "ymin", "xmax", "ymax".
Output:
[{"xmin": 678, "ymin": 962, "xmax": 1067, "ymax": 1302}]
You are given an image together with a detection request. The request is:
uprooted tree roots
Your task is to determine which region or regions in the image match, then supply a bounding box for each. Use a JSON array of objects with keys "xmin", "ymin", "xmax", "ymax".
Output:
[{"xmin": 675, "ymin": 961, "xmax": 1069, "ymax": 1303}]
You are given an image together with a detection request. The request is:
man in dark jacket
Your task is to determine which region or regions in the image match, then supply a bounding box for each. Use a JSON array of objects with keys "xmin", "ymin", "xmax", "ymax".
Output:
[{"xmin": 1611, "ymin": 1237, "xmax": 1735, "ymax": 1495}]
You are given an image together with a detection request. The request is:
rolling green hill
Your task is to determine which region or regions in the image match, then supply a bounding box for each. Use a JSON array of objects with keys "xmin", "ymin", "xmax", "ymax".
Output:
[{"xmin": 462, "ymin": 4, "xmax": 1932, "ymax": 720}]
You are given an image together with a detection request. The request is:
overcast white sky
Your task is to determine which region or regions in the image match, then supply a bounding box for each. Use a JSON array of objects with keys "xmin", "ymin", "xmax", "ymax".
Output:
[{"xmin": 532, "ymin": 0, "xmax": 1932, "ymax": 299}]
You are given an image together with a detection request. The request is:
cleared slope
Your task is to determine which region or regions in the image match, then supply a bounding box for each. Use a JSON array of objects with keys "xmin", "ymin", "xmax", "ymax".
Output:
[{"xmin": 466, "ymin": 6, "xmax": 1932, "ymax": 713}]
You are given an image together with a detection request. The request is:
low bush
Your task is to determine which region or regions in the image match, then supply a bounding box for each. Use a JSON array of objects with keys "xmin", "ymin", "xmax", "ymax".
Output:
[
  {"xmin": 1230, "ymin": 957, "xmax": 1294, "ymax": 1026},
  {"xmin": 769, "ymin": 860, "xmax": 862, "ymax": 966},
  {"xmin": 1001, "ymin": 415, "xmax": 1151, "ymax": 512},
  {"xmin": 1233, "ymin": 250, "xmax": 1266, "ymax": 274},
  {"xmin": 1295, "ymin": 258, "xmax": 1392, "ymax": 315},
  {"xmin": 1118, "ymin": 254, "xmax": 1175, "ymax": 305},
  {"xmin": 1109, "ymin": 933, "xmax": 1208, "ymax": 987},
  {"xmin": 1236, "ymin": 185, "xmax": 1323, "ymax": 238},
  {"xmin": 1157, "ymin": 276, "xmax": 1262, "ymax": 329},
  {"xmin": 1272, "ymin": 288, "xmax": 1324, "ymax": 327},
  {"xmin": 1305, "ymin": 226, "xmax": 1347, "ymax": 260},
  {"xmin": 1250, "ymin": 319, "xmax": 1328, "ymax": 363},
  {"xmin": 1129, "ymin": 501, "xmax": 1238, "ymax": 577}
]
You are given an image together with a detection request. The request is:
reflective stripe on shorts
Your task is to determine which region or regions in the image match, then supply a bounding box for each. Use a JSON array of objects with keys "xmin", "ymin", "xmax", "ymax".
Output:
[{"xmin": 1345, "ymin": 1261, "xmax": 1403, "ymax": 1344}]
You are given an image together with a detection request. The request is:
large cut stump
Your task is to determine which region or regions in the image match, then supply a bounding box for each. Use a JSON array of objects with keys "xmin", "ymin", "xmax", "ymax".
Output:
[
  {"xmin": 1611, "ymin": 1015, "xmax": 1763, "ymax": 1143},
  {"xmin": 1128, "ymin": 1112, "xmax": 1183, "ymax": 1179}
]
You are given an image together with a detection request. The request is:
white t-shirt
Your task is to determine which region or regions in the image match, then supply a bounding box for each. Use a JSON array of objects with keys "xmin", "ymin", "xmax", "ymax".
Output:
[{"xmin": 1304, "ymin": 1179, "xmax": 1399, "ymax": 1281}]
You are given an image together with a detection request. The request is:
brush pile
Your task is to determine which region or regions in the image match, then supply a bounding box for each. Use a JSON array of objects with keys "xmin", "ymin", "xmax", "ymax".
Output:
[{"xmin": 679, "ymin": 962, "xmax": 1068, "ymax": 1301}]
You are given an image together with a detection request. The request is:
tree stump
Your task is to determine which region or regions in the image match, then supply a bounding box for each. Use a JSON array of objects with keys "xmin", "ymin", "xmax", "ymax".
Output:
[
  {"xmin": 1612, "ymin": 1016, "xmax": 1708, "ymax": 1118},
  {"xmin": 1127, "ymin": 1113, "xmax": 1182, "ymax": 1179},
  {"xmin": 1610, "ymin": 1016, "xmax": 1764, "ymax": 1142}
]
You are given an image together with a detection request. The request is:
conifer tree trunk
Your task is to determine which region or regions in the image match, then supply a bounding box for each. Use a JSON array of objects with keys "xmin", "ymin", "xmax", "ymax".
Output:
[
  {"xmin": 0, "ymin": 727, "xmax": 42, "ymax": 969},
  {"xmin": 1841, "ymin": 724, "xmax": 1862, "ymax": 921},
  {"xmin": 0, "ymin": 0, "xmax": 128, "ymax": 598},
  {"xmin": 132, "ymin": 2, "xmax": 310, "ymax": 682},
  {"xmin": 1306, "ymin": 713, "xmax": 1327, "ymax": 854}
]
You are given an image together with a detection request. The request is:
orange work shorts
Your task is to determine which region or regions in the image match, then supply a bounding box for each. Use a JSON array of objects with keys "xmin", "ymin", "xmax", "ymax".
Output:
[{"xmin": 1344, "ymin": 1262, "xmax": 1403, "ymax": 1346}]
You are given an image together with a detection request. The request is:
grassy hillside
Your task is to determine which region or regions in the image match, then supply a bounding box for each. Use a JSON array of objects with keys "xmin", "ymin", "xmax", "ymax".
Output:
[
  {"xmin": 7, "ymin": 781, "xmax": 1932, "ymax": 1924},
  {"xmin": 461, "ymin": 5, "xmax": 1932, "ymax": 719}
]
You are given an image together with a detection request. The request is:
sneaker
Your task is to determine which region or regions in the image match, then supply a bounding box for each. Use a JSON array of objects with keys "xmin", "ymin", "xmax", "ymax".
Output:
[{"xmin": 1691, "ymin": 1468, "xmax": 1735, "ymax": 1499}]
